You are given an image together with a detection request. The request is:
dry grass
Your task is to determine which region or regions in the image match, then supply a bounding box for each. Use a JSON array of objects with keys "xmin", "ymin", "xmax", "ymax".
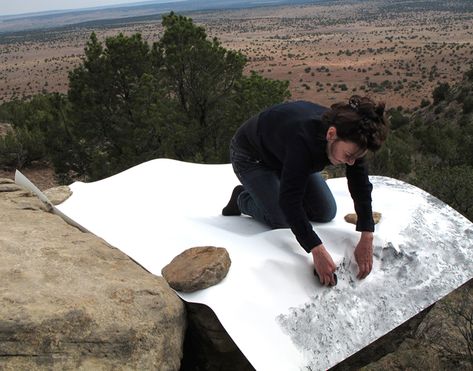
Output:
[
  {"xmin": 1, "ymin": 1, "xmax": 472, "ymax": 108},
  {"xmin": 0, "ymin": 164, "xmax": 58, "ymax": 190}
]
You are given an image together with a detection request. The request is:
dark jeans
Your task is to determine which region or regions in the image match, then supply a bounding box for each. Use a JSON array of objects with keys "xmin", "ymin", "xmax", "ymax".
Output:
[{"xmin": 230, "ymin": 140, "xmax": 337, "ymax": 229}]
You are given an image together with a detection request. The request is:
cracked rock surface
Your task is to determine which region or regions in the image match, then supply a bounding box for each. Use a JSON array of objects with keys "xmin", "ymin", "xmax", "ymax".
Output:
[{"xmin": 0, "ymin": 179, "xmax": 186, "ymax": 370}]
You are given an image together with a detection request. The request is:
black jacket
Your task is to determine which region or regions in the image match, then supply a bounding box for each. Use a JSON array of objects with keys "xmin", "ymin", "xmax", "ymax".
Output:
[{"xmin": 234, "ymin": 100, "xmax": 374, "ymax": 253}]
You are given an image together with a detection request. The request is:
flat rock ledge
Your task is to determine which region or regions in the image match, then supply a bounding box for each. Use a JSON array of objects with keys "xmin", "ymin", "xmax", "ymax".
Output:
[
  {"xmin": 0, "ymin": 180, "xmax": 186, "ymax": 370},
  {"xmin": 162, "ymin": 246, "xmax": 231, "ymax": 292},
  {"xmin": 44, "ymin": 185, "xmax": 73, "ymax": 205}
]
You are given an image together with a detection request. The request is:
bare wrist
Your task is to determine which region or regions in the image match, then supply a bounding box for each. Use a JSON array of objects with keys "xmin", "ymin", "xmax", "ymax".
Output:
[
  {"xmin": 360, "ymin": 231, "xmax": 373, "ymax": 241},
  {"xmin": 311, "ymin": 244, "xmax": 324, "ymax": 255}
]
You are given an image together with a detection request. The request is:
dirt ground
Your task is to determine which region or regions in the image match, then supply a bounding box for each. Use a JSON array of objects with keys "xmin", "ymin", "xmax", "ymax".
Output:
[
  {"xmin": 1, "ymin": 1, "xmax": 472, "ymax": 109},
  {"xmin": 0, "ymin": 164, "xmax": 58, "ymax": 190}
]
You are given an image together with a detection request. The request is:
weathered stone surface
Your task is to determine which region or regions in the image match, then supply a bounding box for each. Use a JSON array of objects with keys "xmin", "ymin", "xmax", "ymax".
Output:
[
  {"xmin": 0, "ymin": 182, "xmax": 22, "ymax": 192},
  {"xmin": 344, "ymin": 211, "xmax": 382, "ymax": 225},
  {"xmin": 0, "ymin": 185, "xmax": 186, "ymax": 370},
  {"xmin": 44, "ymin": 185, "xmax": 72, "ymax": 205},
  {"xmin": 162, "ymin": 246, "xmax": 231, "ymax": 292}
]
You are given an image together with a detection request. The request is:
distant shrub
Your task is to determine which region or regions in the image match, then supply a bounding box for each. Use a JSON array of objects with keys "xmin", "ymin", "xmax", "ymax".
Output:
[
  {"xmin": 414, "ymin": 165, "xmax": 473, "ymax": 222},
  {"xmin": 445, "ymin": 106, "xmax": 457, "ymax": 119},
  {"xmin": 465, "ymin": 66, "xmax": 473, "ymax": 81},
  {"xmin": 432, "ymin": 83, "xmax": 450, "ymax": 105},
  {"xmin": 420, "ymin": 98, "xmax": 430, "ymax": 108},
  {"xmin": 458, "ymin": 114, "xmax": 471, "ymax": 127},
  {"xmin": 456, "ymin": 87, "xmax": 470, "ymax": 103},
  {"xmin": 389, "ymin": 109, "xmax": 410, "ymax": 130},
  {"xmin": 463, "ymin": 97, "xmax": 473, "ymax": 114},
  {"xmin": 0, "ymin": 127, "xmax": 46, "ymax": 169}
]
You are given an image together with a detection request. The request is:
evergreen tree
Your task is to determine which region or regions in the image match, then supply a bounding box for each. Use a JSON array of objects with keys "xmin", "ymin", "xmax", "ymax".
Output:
[
  {"xmin": 68, "ymin": 32, "xmax": 177, "ymax": 179},
  {"xmin": 0, "ymin": 13, "xmax": 291, "ymax": 180},
  {"xmin": 0, "ymin": 94, "xmax": 70, "ymax": 170},
  {"xmin": 432, "ymin": 82, "xmax": 450, "ymax": 105},
  {"xmin": 155, "ymin": 12, "xmax": 248, "ymax": 162}
]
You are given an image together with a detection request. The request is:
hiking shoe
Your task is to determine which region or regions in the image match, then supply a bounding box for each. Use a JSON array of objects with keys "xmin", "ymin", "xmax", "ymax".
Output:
[{"xmin": 222, "ymin": 185, "xmax": 244, "ymax": 216}]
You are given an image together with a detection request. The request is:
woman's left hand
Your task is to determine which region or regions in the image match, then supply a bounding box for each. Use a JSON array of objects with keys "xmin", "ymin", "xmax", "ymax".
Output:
[{"xmin": 354, "ymin": 232, "xmax": 373, "ymax": 279}]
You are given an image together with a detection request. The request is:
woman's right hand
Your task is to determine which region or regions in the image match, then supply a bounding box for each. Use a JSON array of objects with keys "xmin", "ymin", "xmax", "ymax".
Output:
[{"xmin": 311, "ymin": 244, "xmax": 337, "ymax": 286}]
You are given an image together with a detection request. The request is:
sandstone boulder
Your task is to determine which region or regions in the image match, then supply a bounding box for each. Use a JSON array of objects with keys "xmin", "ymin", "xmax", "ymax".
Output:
[
  {"xmin": 162, "ymin": 246, "xmax": 231, "ymax": 292},
  {"xmin": 44, "ymin": 185, "xmax": 72, "ymax": 205},
  {"xmin": 0, "ymin": 180, "xmax": 186, "ymax": 370},
  {"xmin": 0, "ymin": 178, "xmax": 23, "ymax": 193},
  {"xmin": 345, "ymin": 211, "xmax": 382, "ymax": 225}
]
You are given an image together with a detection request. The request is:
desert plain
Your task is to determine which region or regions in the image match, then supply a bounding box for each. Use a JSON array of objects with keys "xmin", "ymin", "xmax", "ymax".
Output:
[{"xmin": 1, "ymin": 0, "xmax": 472, "ymax": 109}]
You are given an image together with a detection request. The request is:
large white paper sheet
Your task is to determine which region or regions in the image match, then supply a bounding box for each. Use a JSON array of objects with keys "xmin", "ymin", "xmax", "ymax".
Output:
[
  {"xmin": 14, "ymin": 170, "xmax": 89, "ymax": 233},
  {"xmin": 46, "ymin": 159, "xmax": 472, "ymax": 370}
]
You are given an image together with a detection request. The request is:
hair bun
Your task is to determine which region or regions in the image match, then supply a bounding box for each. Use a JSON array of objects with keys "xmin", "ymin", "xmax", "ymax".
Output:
[
  {"xmin": 324, "ymin": 95, "xmax": 389, "ymax": 152},
  {"xmin": 349, "ymin": 95, "xmax": 362, "ymax": 111}
]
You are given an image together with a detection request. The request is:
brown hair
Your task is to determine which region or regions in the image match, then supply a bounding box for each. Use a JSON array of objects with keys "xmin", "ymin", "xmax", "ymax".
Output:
[{"xmin": 322, "ymin": 95, "xmax": 389, "ymax": 151}]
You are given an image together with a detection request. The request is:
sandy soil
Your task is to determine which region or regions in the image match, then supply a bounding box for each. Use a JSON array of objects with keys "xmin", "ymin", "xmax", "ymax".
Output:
[
  {"xmin": 1, "ymin": 1, "xmax": 472, "ymax": 109},
  {"xmin": 0, "ymin": 164, "xmax": 58, "ymax": 190}
]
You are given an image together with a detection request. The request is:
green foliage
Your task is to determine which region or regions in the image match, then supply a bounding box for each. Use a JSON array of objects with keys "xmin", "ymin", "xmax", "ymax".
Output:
[
  {"xmin": 465, "ymin": 65, "xmax": 473, "ymax": 82},
  {"xmin": 432, "ymin": 82, "xmax": 450, "ymax": 105},
  {"xmin": 231, "ymin": 72, "xmax": 290, "ymax": 125},
  {"xmin": 413, "ymin": 165, "xmax": 473, "ymax": 219},
  {"xmin": 0, "ymin": 93, "xmax": 71, "ymax": 170},
  {"xmin": 434, "ymin": 104, "xmax": 444, "ymax": 114},
  {"xmin": 64, "ymin": 13, "xmax": 289, "ymax": 178},
  {"xmin": 462, "ymin": 96, "xmax": 473, "ymax": 114},
  {"xmin": 388, "ymin": 109, "xmax": 409, "ymax": 130},
  {"xmin": 208, "ymin": 72, "xmax": 291, "ymax": 162},
  {"xmin": 369, "ymin": 129, "xmax": 413, "ymax": 178},
  {"xmin": 420, "ymin": 98, "xmax": 430, "ymax": 108},
  {"xmin": 0, "ymin": 126, "xmax": 45, "ymax": 168},
  {"xmin": 154, "ymin": 12, "xmax": 248, "ymax": 163},
  {"xmin": 456, "ymin": 86, "xmax": 470, "ymax": 104},
  {"xmin": 0, "ymin": 13, "xmax": 290, "ymax": 181},
  {"xmin": 67, "ymin": 31, "xmax": 191, "ymax": 179},
  {"xmin": 368, "ymin": 69, "xmax": 473, "ymax": 222}
]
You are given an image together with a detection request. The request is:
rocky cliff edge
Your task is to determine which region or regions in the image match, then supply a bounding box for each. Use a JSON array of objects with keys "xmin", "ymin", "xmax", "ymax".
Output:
[{"xmin": 0, "ymin": 179, "xmax": 186, "ymax": 370}]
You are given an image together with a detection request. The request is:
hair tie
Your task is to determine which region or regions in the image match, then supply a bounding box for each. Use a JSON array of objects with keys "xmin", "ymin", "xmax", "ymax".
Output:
[{"xmin": 349, "ymin": 96, "xmax": 361, "ymax": 111}]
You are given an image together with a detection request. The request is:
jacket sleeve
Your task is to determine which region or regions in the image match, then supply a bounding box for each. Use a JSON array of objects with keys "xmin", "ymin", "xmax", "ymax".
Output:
[
  {"xmin": 279, "ymin": 139, "xmax": 322, "ymax": 253},
  {"xmin": 345, "ymin": 157, "xmax": 374, "ymax": 232}
]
